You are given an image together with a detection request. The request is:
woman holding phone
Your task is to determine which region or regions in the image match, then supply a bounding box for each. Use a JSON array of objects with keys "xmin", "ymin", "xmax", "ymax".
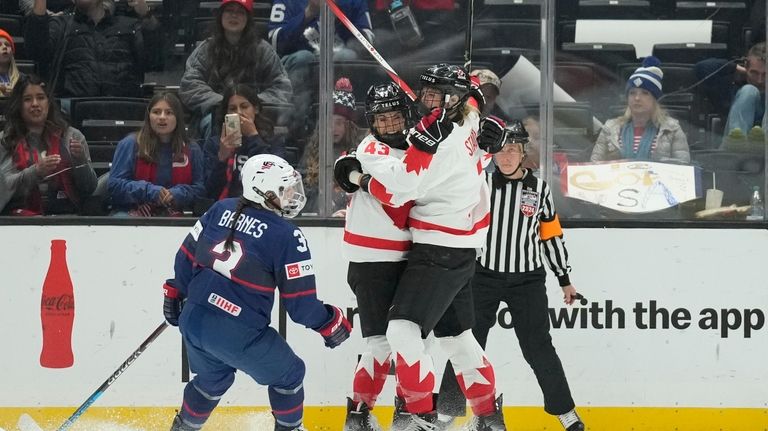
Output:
[{"xmin": 203, "ymin": 83, "xmax": 286, "ymax": 200}]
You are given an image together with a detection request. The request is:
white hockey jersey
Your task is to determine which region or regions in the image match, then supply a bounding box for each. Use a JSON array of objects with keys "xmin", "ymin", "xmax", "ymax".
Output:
[
  {"xmin": 363, "ymin": 111, "xmax": 493, "ymax": 249},
  {"xmin": 343, "ymin": 134, "xmax": 412, "ymax": 263}
]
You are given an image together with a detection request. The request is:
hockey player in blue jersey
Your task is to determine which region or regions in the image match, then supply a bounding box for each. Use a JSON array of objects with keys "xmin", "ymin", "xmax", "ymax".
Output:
[{"xmin": 163, "ymin": 154, "xmax": 353, "ymax": 431}]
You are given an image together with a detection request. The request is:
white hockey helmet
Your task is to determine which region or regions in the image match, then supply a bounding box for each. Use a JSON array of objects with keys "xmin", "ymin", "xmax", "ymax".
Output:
[{"xmin": 240, "ymin": 154, "xmax": 306, "ymax": 218}]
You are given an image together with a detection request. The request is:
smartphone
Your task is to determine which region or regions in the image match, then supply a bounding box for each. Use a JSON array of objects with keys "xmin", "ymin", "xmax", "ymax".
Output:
[{"xmin": 224, "ymin": 113, "xmax": 242, "ymax": 147}]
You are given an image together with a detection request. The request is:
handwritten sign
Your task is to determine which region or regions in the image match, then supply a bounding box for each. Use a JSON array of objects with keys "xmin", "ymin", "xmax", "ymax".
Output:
[{"xmin": 565, "ymin": 161, "xmax": 702, "ymax": 213}]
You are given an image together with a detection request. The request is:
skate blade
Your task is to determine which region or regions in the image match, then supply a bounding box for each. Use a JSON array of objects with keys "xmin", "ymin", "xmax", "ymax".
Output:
[{"xmin": 17, "ymin": 414, "xmax": 44, "ymax": 431}]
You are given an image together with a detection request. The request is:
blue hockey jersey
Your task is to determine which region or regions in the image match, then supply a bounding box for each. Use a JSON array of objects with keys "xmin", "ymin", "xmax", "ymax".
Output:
[
  {"xmin": 168, "ymin": 198, "xmax": 331, "ymax": 331},
  {"xmin": 267, "ymin": 0, "xmax": 372, "ymax": 56}
]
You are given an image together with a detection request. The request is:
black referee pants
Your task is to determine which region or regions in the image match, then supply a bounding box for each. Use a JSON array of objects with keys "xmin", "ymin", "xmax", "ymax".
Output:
[{"xmin": 437, "ymin": 263, "xmax": 576, "ymax": 417}]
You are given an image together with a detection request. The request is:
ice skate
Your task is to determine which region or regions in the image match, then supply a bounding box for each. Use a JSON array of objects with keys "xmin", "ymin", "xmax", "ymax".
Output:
[
  {"xmin": 169, "ymin": 414, "xmax": 197, "ymax": 431},
  {"xmin": 461, "ymin": 395, "xmax": 506, "ymax": 431},
  {"xmin": 274, "ymin": 422, "xmax": 308, "ymax": 431},
  {"xmin": 391, "ymin": 396, "xmax": 439, "ymax": 431},
  {"xmin": 344, "ymin": 397, "xmax": 383, "ymax": 431}
]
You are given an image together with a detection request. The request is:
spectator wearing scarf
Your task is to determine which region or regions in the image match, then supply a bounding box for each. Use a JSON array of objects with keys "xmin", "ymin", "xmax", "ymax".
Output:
[{"xmin": 591, "ymin": 57, "xmax": 690, "ymax": 164}]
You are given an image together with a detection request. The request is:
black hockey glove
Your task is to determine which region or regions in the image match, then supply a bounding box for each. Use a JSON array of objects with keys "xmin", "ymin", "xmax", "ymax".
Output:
[
  {"xmin": 406, "ymin": 108, "xmax": 454, "ymax": 154},
  {"xmin": 478, "ymin": 115, "xmax": 507, "ymax": 154},
  {"xmin": 333, "ymin": 152, "xmax": 363, "ymax": 193},
  {"xmin": 315, "ymin": 304, "xmax": 352, "ymax": 348},
  {"xmin": 163, "ymin": 282, "xmax": 184, "ymax": 327}
]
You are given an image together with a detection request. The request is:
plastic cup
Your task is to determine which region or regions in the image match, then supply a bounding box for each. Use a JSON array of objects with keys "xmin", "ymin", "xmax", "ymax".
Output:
[{"xmin": 705, "ymin": 189, "xmax": 724, "ymax": 210}]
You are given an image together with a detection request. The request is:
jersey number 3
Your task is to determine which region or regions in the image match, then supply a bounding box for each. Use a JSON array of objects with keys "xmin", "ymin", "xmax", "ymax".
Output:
[{"xmin": 211, "ymin": 240, "xmax": 244, "ymax": 279}]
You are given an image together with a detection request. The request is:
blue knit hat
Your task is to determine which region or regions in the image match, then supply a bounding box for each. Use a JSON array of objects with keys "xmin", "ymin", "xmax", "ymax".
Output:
[{"xmin": 626, "ymin": 56, "xmax": 663, "ymax": 99}]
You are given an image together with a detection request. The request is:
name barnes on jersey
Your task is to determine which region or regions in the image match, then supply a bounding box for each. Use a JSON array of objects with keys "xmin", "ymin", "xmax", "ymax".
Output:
[{"xmin": 216, "ymin": 209, "xmax": 269, "ymax": 239}]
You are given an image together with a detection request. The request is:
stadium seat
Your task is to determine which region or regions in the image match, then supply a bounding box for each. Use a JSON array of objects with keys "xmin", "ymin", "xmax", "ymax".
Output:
[
  {"xmin": 651, "ymin": 43, "xmax": 728, "ymax": 65},
  {"xmin": 473, "ymin": 19, "xmax": 541, "ymax": 51},
  {"xmin": 15, "ymin": 60, "xmax": 35, "ymax": 76},
  {"xmin": 79, "ymin": 120, "xmax": 143, "ymax": 143},
  {"xmin": 472, "ymin": 47, "xmax": 538, "ymax": 77},
  {"xmin": 514, "ymin": 102, "xmax": 595, "ymax": 152},
  {"xmin": 674, "ymin": 1, "xmax": 747, "ymax": 23},
  {"xmin": 577, "ymin": 0, "xmax": 653, "ymax": 19},
  {"xmin": 560, "ymin": 43, "xmax": 638, "ymax": 69},
  {"xmin": 0, "ymin": 14, "xmax": 22, "ymax": 36},
  {"xmin": 477, "ymin": 0, "xmax": 540, "ymax": 19},
  {"xmin": 69, "ymin": 97, "xmax": 148, "ymax": 133}
]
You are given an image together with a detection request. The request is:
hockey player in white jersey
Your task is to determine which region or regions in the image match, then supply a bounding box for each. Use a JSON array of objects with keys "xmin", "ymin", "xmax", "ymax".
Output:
[
  {"xmin": 335, "ymin": 83, "xmax": 417, "ymax": 431},
  {"xmin": 335, "ymin": 64, "xmax": 508, "ymax": 431}
]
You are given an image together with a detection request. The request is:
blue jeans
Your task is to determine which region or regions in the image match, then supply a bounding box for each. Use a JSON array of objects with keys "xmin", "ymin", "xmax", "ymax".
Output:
[{"xmin": 724, "ymin": 84, "xmax": 766, "ymax": 138}]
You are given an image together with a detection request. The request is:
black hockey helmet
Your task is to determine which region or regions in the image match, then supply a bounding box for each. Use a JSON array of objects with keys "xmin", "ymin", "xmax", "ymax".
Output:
[
  {"xmin": 365, "ymin": 82, "xmax": 415, "ymax": 149},
  {"xmin": 504, "ymin": 119, "xmax": 529, "ymax": 150},
  {"xmin": 419, "ymin": 63, "xmax": 472, "ymax": 118}
]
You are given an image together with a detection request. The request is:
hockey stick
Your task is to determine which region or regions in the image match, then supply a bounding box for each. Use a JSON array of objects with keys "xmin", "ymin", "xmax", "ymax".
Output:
[
  {"xmin": 18, "ymin": 322, "xmax": 169, "ymax": 431},
  {"xmin": 324, "ymin": 0, "xmax": 418, "ymax": 101},
  {"xmin": 464, "ymin": 0, "xmax": 475, "ymax": 70}
]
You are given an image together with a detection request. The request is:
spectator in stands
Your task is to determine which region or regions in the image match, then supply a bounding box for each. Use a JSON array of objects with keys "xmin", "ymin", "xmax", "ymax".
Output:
[
  {"xmin": 369, "ymin": 0, "xmax": 457, "ymax": 62},
  {"xmin": 522, "ymin": 115, "xmax": 541, "ymax": 170},
  {"xmin": 591, "ymin": 57, "xmax": 690, "ymax": 164},
  {"xmin": 0, "ymin": 75, "xmax": 97, "ymax": 215},
  {"xmin": 470, "ymin": 68, "xmax": 507, "ymax": 118},
  {"xmin": 204, "ymin": 84, "xmax": 286, "ymax": 200},
  {"xmin": 108, "ymin": 92, "xmax": 205, "ymax": 216},
  {"xmin": 696, "ymin": 42, "xmax": 766, "ymax": 147},
  {"xmin": 26, "ymin": 0, "xmax": 157, "ymax": 99},
  {"xmin": 267, "ymin": 0, "xmax": 372, "ymax": 135},
  {"xmin": 298, "ymin": 77, "xmax": 364, "ymax": 216},
  {"xmin": 180, "ymin": 0, "xmax": 292, "ymax": 140},
  {"xmin": 268, "ymin": 0, "xmax": 373, "ymax": 78},
  {"xmin": 0, "ymin": 29, "xmax": 20, "ymax": 96}
]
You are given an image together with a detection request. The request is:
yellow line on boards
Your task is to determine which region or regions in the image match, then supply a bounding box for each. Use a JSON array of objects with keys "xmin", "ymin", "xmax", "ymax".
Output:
[{"xmin": 1, "ymin": 407, "xmax": 766, "ymax": 430}]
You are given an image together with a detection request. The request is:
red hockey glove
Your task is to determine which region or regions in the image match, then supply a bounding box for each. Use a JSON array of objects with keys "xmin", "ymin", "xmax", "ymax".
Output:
[
  {"xmin": 478, "ymin": 115, "xmax": 507, "ymax": 154},
  {"xmin": 406, "ymin": 108, "xmax": 454, "ymax": 154},
  {"xmin": 315, "ymin": 304, "xmax": 352, "ymax": 348},
  {"xmin": 467, "ymin": 79, "xmax": 486, "ymax": 113},
  {"xmin": 163, "ymin": 282, "xmax": 183, "ymax": 327}
]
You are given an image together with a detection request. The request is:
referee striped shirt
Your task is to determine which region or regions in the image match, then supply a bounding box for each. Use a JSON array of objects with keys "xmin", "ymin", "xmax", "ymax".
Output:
[{"xmin": 479, "ymin": 170, "xmax": 572, "ymax": 286}]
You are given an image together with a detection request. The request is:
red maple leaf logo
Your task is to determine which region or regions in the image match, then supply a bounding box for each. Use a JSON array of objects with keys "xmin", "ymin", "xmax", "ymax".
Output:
[{"xmin": 403, "ymin": 146, "xmax": 433, "ymax": 175}]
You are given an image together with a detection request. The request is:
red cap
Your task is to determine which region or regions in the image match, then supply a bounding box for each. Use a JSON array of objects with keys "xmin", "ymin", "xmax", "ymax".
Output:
[
  {"xmin": 221, "ymin": 0, "xmax": 253, "ymax": 13},
  {"xmin": 0, "ymin": 29, "xmax": 14, "ymax": 54}
]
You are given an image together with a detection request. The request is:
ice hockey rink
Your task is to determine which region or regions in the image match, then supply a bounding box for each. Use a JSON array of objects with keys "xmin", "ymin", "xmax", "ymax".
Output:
[{"xmin": 1, "ymin": 225, "xmax": 766, "ymax": 430}]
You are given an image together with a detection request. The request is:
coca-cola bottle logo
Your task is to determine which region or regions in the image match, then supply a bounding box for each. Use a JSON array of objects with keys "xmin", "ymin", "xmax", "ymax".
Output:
[{"xmin": 41, "ymin": 294, "xmax": 75, "ymax": 312}]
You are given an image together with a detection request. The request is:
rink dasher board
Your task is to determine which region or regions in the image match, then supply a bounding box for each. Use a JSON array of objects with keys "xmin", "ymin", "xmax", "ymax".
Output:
[{"xmin": 0, "ymin": 227, "xmax": 765, "ymax": 416}]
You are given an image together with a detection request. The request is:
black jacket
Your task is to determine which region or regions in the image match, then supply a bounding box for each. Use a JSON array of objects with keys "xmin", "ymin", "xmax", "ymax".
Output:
[{"xmin": 25, "ymin": 9, "xmax": 148, "ymax": 98}]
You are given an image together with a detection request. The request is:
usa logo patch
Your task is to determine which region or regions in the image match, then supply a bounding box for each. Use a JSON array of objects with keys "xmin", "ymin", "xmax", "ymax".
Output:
[
  {"xmin": 208, "ymin": 293, "xmax": 242, "ymax": 317},
  {"xmin": 520, "ymin": 189, "xmax": 539, "ymax": 218},
  {"xmin": 285, "ymin": 259, "xmax": 315, "ymax": 280}
]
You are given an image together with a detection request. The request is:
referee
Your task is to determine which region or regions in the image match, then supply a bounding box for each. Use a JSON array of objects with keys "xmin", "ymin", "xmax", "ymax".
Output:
[{"xmin": 436, "ymin": 120, "xmax": 586, "ymax": 431}]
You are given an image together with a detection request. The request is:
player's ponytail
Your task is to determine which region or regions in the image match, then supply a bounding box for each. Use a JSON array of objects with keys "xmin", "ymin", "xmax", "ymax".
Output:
[{"xmin": 224, "ymin": 197, "xmax": 249, "ymax": 252}]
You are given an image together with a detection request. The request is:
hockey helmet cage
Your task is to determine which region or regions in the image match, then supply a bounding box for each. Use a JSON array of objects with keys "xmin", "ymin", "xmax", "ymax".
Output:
[
  {"xmin": 365, "ymin": 83, "xmax": 415, "ymax": 149},
  {"xmin": 240, "ymin": 154, "xmax": 306, "ymax": 218}
]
